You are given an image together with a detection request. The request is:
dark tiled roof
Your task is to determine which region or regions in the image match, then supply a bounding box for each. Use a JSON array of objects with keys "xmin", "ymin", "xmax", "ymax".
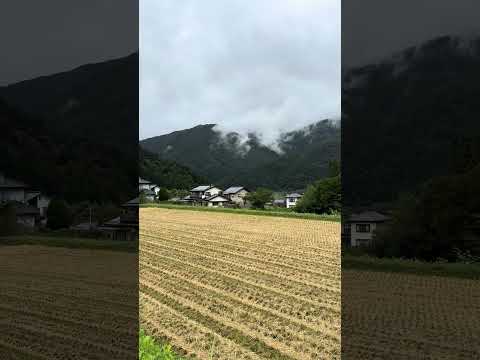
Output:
[
  {"xmin": 223, "ymin": 186, "xmax": 247, "ymax": 195},
  {"xmin": 349, "ymin": 211, "xmax": 390, "ymax": 223},
  {"xmin": 206, "ymin": 195, "xmax": 229, "ymax": 202}
]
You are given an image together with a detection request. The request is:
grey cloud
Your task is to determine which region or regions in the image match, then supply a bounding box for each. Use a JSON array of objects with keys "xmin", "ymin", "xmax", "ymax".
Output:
[{"xmin": 140, "ymin": 0, "xmax": 340, "ymax": 141}]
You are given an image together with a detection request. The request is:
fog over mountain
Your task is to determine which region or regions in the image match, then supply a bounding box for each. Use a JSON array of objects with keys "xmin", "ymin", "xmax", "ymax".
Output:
[
  {"xmin": 141, "ymin": 119, "xmax": 340, "ymax": 191},
  {"xmin": 140, "ymin": 0, "xmax": 340, "ymax": 141}
]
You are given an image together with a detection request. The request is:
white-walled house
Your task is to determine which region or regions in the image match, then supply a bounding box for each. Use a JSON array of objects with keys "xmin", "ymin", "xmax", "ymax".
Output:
[
  {"xmin": 206, "ymin": 195, "xmax": 230, "ymax": 207},
  {"xmin": 285, "ymin": 193, "xmax": 302, "ymax": 209},
  {"xmin": 0, "ymin": 172, "xmax": 50, "ymax": 229},
  {"xmin": 190, "ymin": 185, "xmax": 222, "ymax": 200},
  {"xmin": 138, "ymin": 177, "xmax": 153, "ymax": 192},
  {"xmin": 347, "ymin": 211, "xmax": 390, "ymax": 247},
  {"xmin": 99, "ymin": 197, "xmax": 138, "ymax": 241},
  {"xmin": 0, "ymin": 173, "xmax": 28, "ymax": 202},
  {"xmin": 223, "ymin": 186, "xmax": 249, "ymax": 207},
  {"xmin": 139, "ymin": 177, "xmax": 161, "ymax": 201},
  {"xmin": 150, "ymin": 184, "xmax": 161, "ymax": 195}
]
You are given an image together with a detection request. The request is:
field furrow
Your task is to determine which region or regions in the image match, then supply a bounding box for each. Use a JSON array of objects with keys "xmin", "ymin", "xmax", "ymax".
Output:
[{"xmin": 140, "ymin": 208, "xmax": 341, "ymax": 359}]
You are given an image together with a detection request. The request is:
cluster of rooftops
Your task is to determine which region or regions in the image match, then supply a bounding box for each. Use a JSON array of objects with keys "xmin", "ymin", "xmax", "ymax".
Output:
[
  {"xmin": 138, "ymin": 177, "xmax": 304, "ymax": 208},
  {"xmin": 180, "ymin": 185, "xmax": 249, "ymax": 207}
]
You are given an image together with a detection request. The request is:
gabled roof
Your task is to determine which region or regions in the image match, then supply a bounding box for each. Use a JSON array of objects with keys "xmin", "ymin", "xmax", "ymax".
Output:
[
  {"xmin": 191, "ymin": 185, "xmax": 214, "ymax": 192},
  {"xmin": 122, "ymin": 197, "xmax": 139, "ymax": 207},
  {"xmin": 349, "ymin": 211, "xmax": 390, "ymax": 223},
  {"xmin": 206, "ymin": 195, "xmax": 229, "ymax": 202},
  {"xmin": 286, "ymin": 193, "xmax": 302, "ymax": 198},
  {"xmin": 139, "ymin": 177, "xmax": 152, "ymax": 184},
  {"xmin": 223, "ymin": 186, "xmax": 248, "ymax": 195}
]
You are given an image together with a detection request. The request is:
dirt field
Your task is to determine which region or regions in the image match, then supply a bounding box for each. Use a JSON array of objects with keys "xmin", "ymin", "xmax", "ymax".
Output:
[
  {"xmin": 0, "ymin": 245, "xmax": 138, "ymax": 359},
  {"xmin": 140, "ymin": 208, "xmax": 341, "ymax": 360},
  {"xmin": 342, "ymin": 270, "xmax": 480, "ymax": 360}
]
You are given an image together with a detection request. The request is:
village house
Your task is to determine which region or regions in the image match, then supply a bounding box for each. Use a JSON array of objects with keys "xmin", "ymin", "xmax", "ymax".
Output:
[
  {"xmin": 223, "ymin": 186, "xmax": 249, "ymax": 207},
  {"xmin": 273, "ymin": 199, "xmax": 286, "ymax": 207},
  {"xmin": 285, "ymin": 193, "xmax": 303, "ymax": 209},
  {"xmin": 345, "ymin": 211, "xmax": 391, "ymax": 247},
  {"xmin": 0, "ymin": 172, "xmax": 50, "ymax": 229},
  {"xmin": 183, "ymin": 185, "xmax": 251, "ymax": 207},
  {"xmin": 139, "ymin": 177, "xmax": 160, "ymax": 201},
  {"xmin": 188, "ymin": 185, "xmax": 222, "ymax": 203},
  {"xmin": 98, "ymin": 197, "xmax": 139, "ymax": 241},
  {"xmin": 206, "ymin": 194, "xmax": 230, "ymax": 207}
]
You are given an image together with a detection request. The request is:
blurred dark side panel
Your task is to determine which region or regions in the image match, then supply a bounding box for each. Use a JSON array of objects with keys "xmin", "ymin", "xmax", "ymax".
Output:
[
  {"xmin": 0, "ymin": 1, "xmax": 138, "ymax": 358},
  {"xmin": 342, "ymin": 1, "xmax": 480, "ymax": 359}
]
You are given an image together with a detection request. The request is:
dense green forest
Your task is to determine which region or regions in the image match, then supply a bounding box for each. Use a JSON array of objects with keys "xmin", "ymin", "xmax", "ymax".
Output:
[
  {"xmin": 0, "ymin": 54, "xmax": 138, "ymax": 203},
  {"xmin": 139, "ymin": 147, "xmax": 207, "ymax": 190},
  {"xmin": 342, "ymin": 35, "xmax": 480, "ymax": 206},
  {"xmin": 140, "ymin": 120, "xmax": 340, "ymax": 191},
  {"xmin": 373, "ymin": 162, "xmax": 480, "ymax": 261}
]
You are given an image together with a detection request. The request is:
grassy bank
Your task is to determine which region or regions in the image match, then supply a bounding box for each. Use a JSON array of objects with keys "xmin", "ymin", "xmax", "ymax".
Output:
[
  {"xmin": 139, "ymin": 330, "xmax": 185, "ymax": 360},
  {"xmin": 141, "ymin": 203, "xmax": 341, "ymax": 222},
  {"xmin": 343, "ymin": 254, "xmax": 480, "ymax": 280},
  {"xmin": 0, "ymin": 235, "xmax": 137, "ymax": 252}
]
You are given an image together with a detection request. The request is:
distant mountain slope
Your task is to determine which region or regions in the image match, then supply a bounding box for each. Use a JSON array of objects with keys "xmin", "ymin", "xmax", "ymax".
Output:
[
  {"xmin": 0, "ymin": 53, "xmax": 138, "ymax": 152},
  {"xmin": 140, "ymin": 120, "xmax": 340, "ymax": 190},
  {"xmin": 0, "ymin": 54, "xmax": 138, "ymax": 203},
  {"xmin": 140, "ymin": 147, "xmax": 208, "ymax": 190},
  {"xmin": 342, "ymin": 35, "xmax": 480, "ymax": 206}
]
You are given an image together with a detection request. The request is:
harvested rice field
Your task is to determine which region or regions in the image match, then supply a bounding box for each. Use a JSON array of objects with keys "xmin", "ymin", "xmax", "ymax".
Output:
[
  {"xmin": 342, "ymin": 270, "xmax": 480, "ymax": 360},
  {"xmin": 140, "ymin": 207, "xmax": 341, "ymax": 360},
  {"xmin": 0, "ymin": 245, "xmax": 138, "ymax": 359}
]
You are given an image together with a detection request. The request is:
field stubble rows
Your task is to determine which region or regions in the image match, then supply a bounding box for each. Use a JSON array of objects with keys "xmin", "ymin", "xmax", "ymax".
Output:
[
  {"xmin": 140, "ymin": 208, "xmax": 341, "ymax": 360},
  {"xmin": 0, "ymin": 245, "xmax": 138, "ymax": 359},
  {"xmin": 342, "ymin": 270, "xmax": 480, "ymax": 360}
]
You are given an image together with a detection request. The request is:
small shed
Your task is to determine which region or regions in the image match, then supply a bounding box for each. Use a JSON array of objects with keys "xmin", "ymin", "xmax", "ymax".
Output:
[{"xmin": 206, "ymin": 195, "xmax": 230, "ymax": 207}]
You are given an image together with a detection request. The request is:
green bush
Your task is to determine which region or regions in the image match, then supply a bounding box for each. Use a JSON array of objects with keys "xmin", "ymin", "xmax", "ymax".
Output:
[
  {"xmin": 246, "ymin": 188, "xmax": 273, "ymax": 209},
  {"xmin": 139, "ymin": 330, "xmax": 184, "ymax": 360},
  {"xmin": 295, "ymin": 176, "xmax": 341, "ymax": 214},
  {"xmin": 157, "ymin": 188, "xmax": 170, "ymax": 201},
  {"xmin": 0, "ymin": 203, "xmax": 18, "ymax": 236},
  {"xmin": 46, "ymin": 198, "xmax": 73, "ymax": 230}
]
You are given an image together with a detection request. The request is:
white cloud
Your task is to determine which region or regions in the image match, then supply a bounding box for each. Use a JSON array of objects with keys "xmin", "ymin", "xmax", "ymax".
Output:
[{"xmin": 140, "ymin": 0, "xmax": 340, "ymax": 140}]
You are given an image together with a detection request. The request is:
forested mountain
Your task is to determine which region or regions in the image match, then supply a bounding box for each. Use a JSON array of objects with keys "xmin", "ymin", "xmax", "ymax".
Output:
[
  {"xmin": 342, "ymin": 35, "xmax": 480, "ymax": 206},
  {"xmin": 0, "ymin": 54, "xmax": 138, "ymax": 203},
  {"xmin": 140, "ymin": 147, "xmax": 207, "ymax": 190},
  {"xmin": 140, "ymin": 120, "xmax": 340, "ymax": 190}
]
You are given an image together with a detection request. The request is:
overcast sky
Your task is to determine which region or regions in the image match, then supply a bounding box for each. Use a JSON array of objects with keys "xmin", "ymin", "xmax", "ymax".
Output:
[
  {"xmin": 0, "ymin": 0, "xmax": 137, "ymax": 86},
  {"xmin": 140, "ymin": 0, "xmax": 340, "ymax": 142},
  {"xmin": 343, "ymin": 0, "xmax": 480, "ymax": 69}
]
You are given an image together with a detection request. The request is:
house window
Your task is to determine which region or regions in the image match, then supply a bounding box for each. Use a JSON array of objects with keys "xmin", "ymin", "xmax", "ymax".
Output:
[{"xmin": 356, "ymin": 224, "xmax": 371, "ymax": 233}]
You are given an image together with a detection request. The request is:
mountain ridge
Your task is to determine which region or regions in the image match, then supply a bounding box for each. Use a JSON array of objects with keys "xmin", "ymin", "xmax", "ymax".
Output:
[{"xmin": 140, "ymin": 120, "xmax": 340, "ymax": 190}]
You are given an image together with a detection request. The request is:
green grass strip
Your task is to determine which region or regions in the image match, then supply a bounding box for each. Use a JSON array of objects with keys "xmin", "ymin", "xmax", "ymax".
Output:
[
  {"xmin": 140, "ymin": 329, "xmax": 186, "ymax": 360},
  {"xmin": 0, "ymin": 235, "xmax": 137, "ymax": 253},
  {"xmin": 141, "ymin": 203, "xmax": 340, "ymax": 222},
  {"xmin": 343, "ymin": 254, "xmax": 480, "ymax": 280},
  {"xmin": 140, "ymin": 283, "xmax": 295, "ymax": 360}
]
